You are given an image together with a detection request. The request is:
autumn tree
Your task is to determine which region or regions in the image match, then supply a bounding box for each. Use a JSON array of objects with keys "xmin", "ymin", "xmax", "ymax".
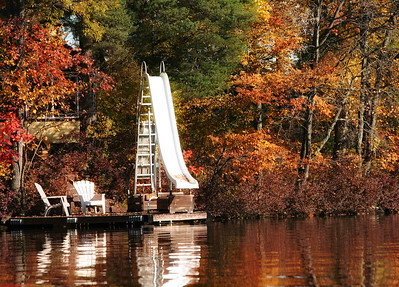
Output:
[
  {"xmin": 314, "ymin": 0, "xmax": 399, "ymax": 172},
  {"xmin": 0, "ymin": 17, "xmax": 112, "ymax": 213},
  {"xmin": 231, "ymin": 0, "xmax": 308, "ymax": 187},
  {"xmin": 237, "ymin": 0, "xmax": 304, "ymax": 132},
  {"xmin": 354, "ymin": 0, "xmax": 399, "ymax": 172},
  {"xmin": 1, "ymin": 1, "xmax": 140, "ymax": 215}
]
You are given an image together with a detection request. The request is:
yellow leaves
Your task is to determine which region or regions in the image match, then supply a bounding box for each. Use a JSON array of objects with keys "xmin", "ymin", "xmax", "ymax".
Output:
[
  {"xmin": 72, "ymin": 0, "xmax": 118, "ymax": 42},
  {"xmin": 255, "ymin": 0, "xmax": 271, "ymax": 22},
  {"xmin": 82, "ymin": 21, "xmax": 105, "ymax": 43},
  {"xmin": 242, "ymin": 0, "xmax": 305, "ymax": 73},
  {"xmin": 86, "ymin": 113, "xmax": 116, "ymax": 140},
  {"xmin": 0, "ymin": 160, "xmax": 12, "ymax": 179}
]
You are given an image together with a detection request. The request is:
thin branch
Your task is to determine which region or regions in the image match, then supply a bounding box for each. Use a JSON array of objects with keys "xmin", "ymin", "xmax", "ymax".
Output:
[{"xmin": 314, "ymin": 78, "xmax": 355, "ymax": 154}]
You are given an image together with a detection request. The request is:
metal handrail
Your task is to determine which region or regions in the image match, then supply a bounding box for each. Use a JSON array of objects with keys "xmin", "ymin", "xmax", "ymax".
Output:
[{"xmin": 159, "ymin": 61, "xmax": 166, "ymax": 74}]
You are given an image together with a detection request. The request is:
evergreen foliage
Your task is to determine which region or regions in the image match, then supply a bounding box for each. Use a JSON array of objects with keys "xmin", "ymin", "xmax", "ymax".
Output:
[{"xmin": 127, "ymin": 0, "xmax": 255, "ymax": 98}]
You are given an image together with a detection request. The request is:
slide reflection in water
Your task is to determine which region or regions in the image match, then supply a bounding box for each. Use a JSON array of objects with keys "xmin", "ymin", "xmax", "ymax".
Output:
[{"xmin": 134, "ymin": 224, "xmax": 206, "ymax": 287}]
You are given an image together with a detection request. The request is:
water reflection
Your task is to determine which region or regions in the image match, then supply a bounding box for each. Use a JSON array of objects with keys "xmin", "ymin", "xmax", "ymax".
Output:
[
  {"xmin": 3, "ymin": 215, "xmax": 399, "ymax": 286},
  {"xmin": 202, "ymin": 215, "xmax": 399, "ymax": 286},
  {"xmin": 75, "ymin": 232, "xmax": 107, "ymax": 280},
  {"xmin": 134, "ymin": 225, "xmax": 205, "ymax": 286},
  {"xmin": 0, "ymin": 224, "xmax": 206, "ymax": 286}
]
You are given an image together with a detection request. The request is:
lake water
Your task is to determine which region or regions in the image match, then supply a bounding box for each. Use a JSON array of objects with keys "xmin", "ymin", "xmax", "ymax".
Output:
[{"xmin": 1, "ymin": 214, "xmax": 399, "ymax": 286}]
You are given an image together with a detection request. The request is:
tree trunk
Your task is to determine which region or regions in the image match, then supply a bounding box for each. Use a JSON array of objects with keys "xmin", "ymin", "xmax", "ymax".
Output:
[
  {"xmin": 297, "ymin": 0, "xmax": 322, "ymax": 184},
  {"xmin": 12, "ymin": 131, "xmax": 26, "ymax": 216},
  {"xmin": 256, "ymin": 102, "xmax": 262, "ymax": 131},
  {"xmin": 363, "ymin": 5, "xmax": 397, "ymax": 173},
  {"xmin": 299, "ymin": 93, "xmax": 315, "ymax": 182},
  {"xmin": 11, "ymin": 139, "xmax": 23, "ymax": 191},
  {"xmin": 357, "ymin": 0, "xmax": 371, "ymax": 162},
  {"xmin": 333, "ymin": 104, "xmax": 349, "ymax": 159},
  {"xmin": 11, "ymin": 0, "xmax": 27, "ymax": 215}
]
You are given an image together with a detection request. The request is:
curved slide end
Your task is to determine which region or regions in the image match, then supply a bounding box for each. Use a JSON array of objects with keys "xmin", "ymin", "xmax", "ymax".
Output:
[
  {"xmin": 173, "ymin": 175, "xmax": 199, "ymax": 189},
  {"xmin": 147, "ymin": 72, "xmax": 199, "ymax": 190}
]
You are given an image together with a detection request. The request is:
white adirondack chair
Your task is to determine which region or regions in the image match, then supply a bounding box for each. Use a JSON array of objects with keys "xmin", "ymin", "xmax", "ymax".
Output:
[
  {"xmin": 73, "ymin": 180, "xmax": 106, "ymax": 214},
  {"xmin": 34, "ymin": 183, "xmax": 70, "ymax": 216}
]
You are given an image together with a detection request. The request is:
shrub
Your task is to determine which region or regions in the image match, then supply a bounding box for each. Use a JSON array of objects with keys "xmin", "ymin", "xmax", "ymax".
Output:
[{"xmin": 24, "ymin": 138, "xmax": 126, "ymax": 216}]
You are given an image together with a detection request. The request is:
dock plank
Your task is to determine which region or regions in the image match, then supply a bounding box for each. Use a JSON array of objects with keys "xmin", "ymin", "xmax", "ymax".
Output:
[
  {"xmin": 5, "ymin": 212, "xmax": 208, "ymax": 229},
  {"xmin": 152, "ymin": 212, "xmax": 209, "ymax": 223}
]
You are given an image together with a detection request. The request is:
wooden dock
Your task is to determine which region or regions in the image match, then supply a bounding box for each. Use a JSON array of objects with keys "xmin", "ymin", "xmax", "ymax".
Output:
[{"xmin": 5, "ymin": 211, "xmax": 208, "ymax": 229}]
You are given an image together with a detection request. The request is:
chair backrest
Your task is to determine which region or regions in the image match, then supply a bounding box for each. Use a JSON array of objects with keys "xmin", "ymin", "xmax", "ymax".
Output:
[
  {"xmin": 73, "ymin": 180, "xmax": 95, "ymax": 202},
  {"xmin": 34, "ymin": 183, "xmax": 51, "ymax": 208}
]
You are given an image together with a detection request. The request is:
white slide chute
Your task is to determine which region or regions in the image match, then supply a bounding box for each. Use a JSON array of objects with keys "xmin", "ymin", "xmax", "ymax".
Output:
[{"xmin": 145, "ymin": 70, "xmax": 198, "ymax": 189}]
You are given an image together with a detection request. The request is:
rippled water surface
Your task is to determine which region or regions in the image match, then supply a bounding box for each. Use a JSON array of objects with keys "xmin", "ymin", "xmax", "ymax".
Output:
[{"xmin": 2, "ymin": 215, "xmax": 399, "ymax": 286}]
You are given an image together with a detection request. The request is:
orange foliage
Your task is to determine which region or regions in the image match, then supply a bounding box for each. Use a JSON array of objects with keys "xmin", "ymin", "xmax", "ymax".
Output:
[
  {"xmin": 0, "ymin": 18, "xmax": 113, "ymax": 113},
  {"xmin": 233, "ymin": 55, "xmax": 339, "ymax": 123},
  {"xmin": 376, "ymin": 133, "xmax": 399, "ymax": 172},
  {"xmin": 208, "ymin": 130, "xmax": 295, "ymax": 183}
]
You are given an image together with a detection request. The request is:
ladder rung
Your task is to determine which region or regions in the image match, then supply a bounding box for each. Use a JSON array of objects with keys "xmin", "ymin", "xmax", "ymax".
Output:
[
  {"xmin": 136, "ymin": 183, "xmax": 152, "ymax": 187},
  {"xmin": 141, "ymin": 103, "xmax": 152, "ymax": 106},
  {"xmin": 137, "ymin": 174, "xmax": 152, "ymax": 177},
  {"xmin": 137, "ymin": 163, "xmax": 152, "ymax": 167},
  {"xmin": 137, "ymin": 151, "xmax": 152, "ymax": 154}
]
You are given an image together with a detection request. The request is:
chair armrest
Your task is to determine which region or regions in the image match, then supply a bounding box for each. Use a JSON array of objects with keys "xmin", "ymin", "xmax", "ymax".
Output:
[
  {"xmin": 91, "ymin": 194, "xmax": 105, "ymax": 201},
  {"xmin": 47, "ymin": 196, "xmax": 67, "ymax": 199},
  {"xmin": 46, "ymin": 195, "xmax": 70, "ymax": 208}
]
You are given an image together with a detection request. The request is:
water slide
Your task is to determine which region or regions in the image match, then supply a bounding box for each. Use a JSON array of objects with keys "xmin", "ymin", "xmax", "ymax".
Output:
[{"xmin": 145, "ymin": 71, "xmax": 199, "ymax": 189}]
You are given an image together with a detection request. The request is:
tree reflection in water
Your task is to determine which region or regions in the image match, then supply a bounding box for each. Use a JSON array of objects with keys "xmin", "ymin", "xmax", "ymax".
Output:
[{"xmin": 2, "ymin": 215, "xmax": 399, "ymax": 286}]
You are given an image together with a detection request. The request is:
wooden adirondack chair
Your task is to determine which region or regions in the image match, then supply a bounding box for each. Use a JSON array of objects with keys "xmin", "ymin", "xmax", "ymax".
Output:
[
  {"xmin": 73, "ymin": 180, "xmax": 106, "ymax": 214},
  {"xmin": 34, "ymin": 183, "xmax": 70, "ymax": 216}
]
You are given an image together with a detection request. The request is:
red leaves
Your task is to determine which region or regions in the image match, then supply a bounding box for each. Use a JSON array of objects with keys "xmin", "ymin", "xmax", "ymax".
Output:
[
  {"xmin": 0, "ymin": 17, "xmax": 114, "ymax": 111},
  {"xmin": 183, "ymin": 149, "xmax": 204, "ymax": 176},
  {"xmin": 0, "ymin": 16, "xmax": 114, "ymax": 171},
  {"xmin": 0, "ymin": 110, "xmax": 31, "ymax": 164}
]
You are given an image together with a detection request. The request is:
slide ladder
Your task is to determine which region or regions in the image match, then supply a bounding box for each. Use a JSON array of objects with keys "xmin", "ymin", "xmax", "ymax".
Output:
[
  {"xmin": 133, "ymin": 63, "xmax": 160, "ymax": 194},
  {"xmin": 133, "ymin": 62, "xmax": 198, "ymax": 195}
]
